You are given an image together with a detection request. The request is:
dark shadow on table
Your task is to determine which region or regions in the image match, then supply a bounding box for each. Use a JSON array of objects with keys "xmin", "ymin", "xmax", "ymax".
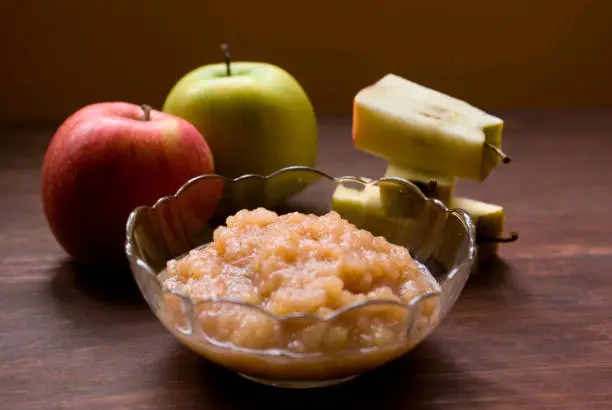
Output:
[
  {"xmin": 48, "ymin": 258, "xmax": 150, "ymax": 325},
  {"xmin": 470, "ymin": 257, "xmax": 513, "ymax": 287},
  {"xmin": 155, "ymin": 340, "xmax": 510, "ymax": 410},
  {"xmin": 463, "ymin": 257, "xmax": 530, "ymax": 303}
]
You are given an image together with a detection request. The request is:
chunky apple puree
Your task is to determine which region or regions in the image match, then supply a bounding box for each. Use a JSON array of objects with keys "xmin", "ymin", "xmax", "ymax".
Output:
[{"xmin": 160, "ymin": 208, "xmax": 439, "ymax": 357}]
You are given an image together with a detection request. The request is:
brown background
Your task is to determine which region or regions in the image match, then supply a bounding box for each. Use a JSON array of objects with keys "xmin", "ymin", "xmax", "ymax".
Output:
[{"xmin": 1, "ymin": 0, "xmax": 611, "ymax": 125}]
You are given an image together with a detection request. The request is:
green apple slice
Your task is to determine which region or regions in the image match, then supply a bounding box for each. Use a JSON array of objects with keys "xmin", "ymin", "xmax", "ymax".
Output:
[
  {"xmin": 449, "ymin": 197, "xmax": 518, "ymax": 264},
  {"xmin": 331, "ymin": 181, "xmax": 372, "ymax": 228},
  {"xmin": 353, "ymin": 74, "xmax": 507, "ymax": 182},
  {"xmin": 333, "ymin": 181, "xmax": 451, "ymax": 260},
  {"xmin": 331, "ymin": 181, "xmax": 413, "ymax": 238},
  {"xmin": 383, "ymin": 163, "xmax": 455, "ymax": 205}
]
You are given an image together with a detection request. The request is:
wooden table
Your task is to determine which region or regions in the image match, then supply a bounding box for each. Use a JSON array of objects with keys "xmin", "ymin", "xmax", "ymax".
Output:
[{"xmin": 2, "ymin": 109, "xmax": 611, "ymax": 409}]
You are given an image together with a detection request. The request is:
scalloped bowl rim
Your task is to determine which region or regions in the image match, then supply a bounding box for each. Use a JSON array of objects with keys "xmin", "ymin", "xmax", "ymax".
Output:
[{"xmin": 124, "ymin": 166, "xmax": 477, "ymax": 357}]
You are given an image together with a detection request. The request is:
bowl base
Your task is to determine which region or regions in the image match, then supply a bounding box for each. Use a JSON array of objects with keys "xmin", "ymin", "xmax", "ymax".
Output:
[{"xmin": 238, "ymin": 373, "xmax": 360, "ymax": 389}]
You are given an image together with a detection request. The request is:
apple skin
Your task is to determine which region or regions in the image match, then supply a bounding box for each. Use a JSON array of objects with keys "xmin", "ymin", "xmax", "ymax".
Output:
[
  {"xmin": 41, "ymin": 102, "xmax": 219, "ymax": 265},
  {"xmin": 162, "ymin": 62, "xmax": 318, "ymax": 179}
]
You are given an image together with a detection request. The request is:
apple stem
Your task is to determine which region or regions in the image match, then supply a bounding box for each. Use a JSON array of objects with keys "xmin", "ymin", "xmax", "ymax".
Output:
[
  {"xmin": 220, "ymin": 43, "xmax": 231, "ymax": 76},
  {"xmin": 478, "ymin": 231, "xmax": 519, "ymax": 243},
  {"xmin": 426, "ymin": 180, "xmax": 438, "ymax": 193},
  {"xmin": 140, "ymin": 104, "xmax": 152, "ymax": 121},
  {"xmin": 413, "ymin": 180, "xmax": 438, "ymax": 195},
  {"xmin": 485, "ymin": 143, "xmax": 511, "ymax": 164}
]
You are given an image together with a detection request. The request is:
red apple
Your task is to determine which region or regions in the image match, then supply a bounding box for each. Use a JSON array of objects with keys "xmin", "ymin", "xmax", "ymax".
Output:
[{"xmin": 41, "ymin": 102, "xmax": 219, "ymax": 265}]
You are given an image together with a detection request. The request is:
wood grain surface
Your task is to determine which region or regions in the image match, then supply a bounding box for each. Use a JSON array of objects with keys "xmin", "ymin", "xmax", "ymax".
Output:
[{"xmin": 1, "ymin": 110, "xmax": 612, "ymax": 409}]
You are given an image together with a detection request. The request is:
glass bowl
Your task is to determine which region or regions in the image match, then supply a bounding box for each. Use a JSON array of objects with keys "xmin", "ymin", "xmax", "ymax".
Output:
[{"xmin": 125, "ymin": 166, "xmax": 476, "ymax": 389}]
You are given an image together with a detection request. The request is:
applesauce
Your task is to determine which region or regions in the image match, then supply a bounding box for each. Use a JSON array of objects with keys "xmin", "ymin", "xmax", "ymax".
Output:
[{"xmin": 159, "ymin": 208, "xmax": 440, "ymax": 381}]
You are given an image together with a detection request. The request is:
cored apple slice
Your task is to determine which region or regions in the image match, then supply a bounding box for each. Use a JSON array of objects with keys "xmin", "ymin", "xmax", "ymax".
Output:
[
  {"xmin": 449, "ymin": 196, "xmax": 518, "ymax": 264},
  {"xmin": 331, "ymin": 181, "xmax": 413, "ymax": 238},
  {"xmin": 353, "ymin": 74, "xmax": 508, "ymax": 182},
  {"xmin": 331, "ymin": 181, "xmax": 371, "ymax": 228}
]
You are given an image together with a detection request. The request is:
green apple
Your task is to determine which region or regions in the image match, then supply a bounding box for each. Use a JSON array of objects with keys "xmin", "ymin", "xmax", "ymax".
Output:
[
  {"xmin": 163, "ymin": 46, "xmax": 318, "ymax": 182},
  {"xmin": 449, "ymin": 196, "xmax": 518, "ymax": 264},
  {"xmin": 383, "ymin": 163, "xmax": 455, "ymax": 205},
  {"xmin": 353, "ymin": 74, "xmax": 508, "ymax": 182}
]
